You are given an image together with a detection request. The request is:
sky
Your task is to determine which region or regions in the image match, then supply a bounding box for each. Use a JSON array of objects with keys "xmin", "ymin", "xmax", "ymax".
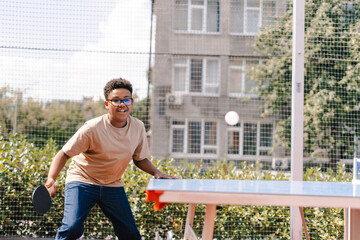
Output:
[{"xmin": 0, "ymin": 0, "xmax": 155, "ymax": 101}]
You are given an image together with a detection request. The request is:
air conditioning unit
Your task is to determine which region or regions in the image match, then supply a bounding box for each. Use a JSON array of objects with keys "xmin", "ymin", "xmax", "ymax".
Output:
[
  {"xmin": 272, "ymin": 157, "xmax": 290, "ymax": 170},
  {"xmin": 166, "ymin": 93, "xmax": 183, "ymax": 105}
]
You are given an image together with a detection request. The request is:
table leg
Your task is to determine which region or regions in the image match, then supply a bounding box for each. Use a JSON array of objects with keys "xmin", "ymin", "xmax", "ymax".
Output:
[
  {"xmin": 345, "ymin": 208, "xmax": 360, "ymax": 240},
  {"xmin": 290, "ymin": 206, "xmax": 304, "ymax": 240},
  {"xmin": 344, "ymin": 208, "xmax": 348, "ymax": 240},
  {"xmin": 184, "ymin": 203, "xmax": 196, "ymax": 240},
  {"xmin": 201, "ymin": 204, "xmax": 217, "ymax": 240},
  {"xmin": 299, "ymin": 207, "xmax": 309, "ymax": 240}
]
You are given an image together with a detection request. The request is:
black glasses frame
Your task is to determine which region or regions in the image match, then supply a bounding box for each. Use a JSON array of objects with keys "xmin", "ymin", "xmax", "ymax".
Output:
[{"xmin": 108, "ymin": 98, "xmax": 133, "ymax": 106}]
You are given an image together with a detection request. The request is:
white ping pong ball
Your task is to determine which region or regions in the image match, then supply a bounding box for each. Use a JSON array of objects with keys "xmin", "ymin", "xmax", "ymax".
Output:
[{"xmin": 225, "ymin": 111, "xmax": 239, "ymax": 125}]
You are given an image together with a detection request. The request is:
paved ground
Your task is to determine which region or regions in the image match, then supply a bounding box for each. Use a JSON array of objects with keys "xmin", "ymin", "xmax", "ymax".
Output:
[{"xmin": 0, "ymin": 238, "xmax": 53, "ymax": 240}]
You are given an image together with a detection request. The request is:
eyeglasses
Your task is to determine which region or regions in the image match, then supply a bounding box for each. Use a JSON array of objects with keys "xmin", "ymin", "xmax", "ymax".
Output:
[{"xmin": 108, "ymin": 98, "xmax": 133, "ymax": 106}]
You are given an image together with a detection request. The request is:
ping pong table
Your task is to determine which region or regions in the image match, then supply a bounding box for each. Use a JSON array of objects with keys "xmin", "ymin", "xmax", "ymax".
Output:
[{"xmin": 146, "ymin": 179, "xmax": 360, "ymax": 240}]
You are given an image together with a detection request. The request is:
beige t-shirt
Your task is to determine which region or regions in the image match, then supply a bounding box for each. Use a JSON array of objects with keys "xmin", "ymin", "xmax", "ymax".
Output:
[{"xmin": 62, "ymin": 114, "xmax": 150, "ymax": 187}]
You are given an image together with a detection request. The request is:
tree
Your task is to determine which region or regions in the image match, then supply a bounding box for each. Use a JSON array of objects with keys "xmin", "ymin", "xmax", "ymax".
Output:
[
  {"xmin": 0, "ymin": 87, "xmax": 107, "ymax": 147},
  {"xmin": 0, "ymin": 87, "xmax": 16, "ymax": 136},
  {"xmin": 131, "ymin": 94, "xmax": 150, "ymax": 126},
  {"xmin": 253, "ymin": 0, "xmax": 360, "ymax": 167},
  {"xmin": 0, "ymin": 86, "xmax": 150, "ymax": 148}
]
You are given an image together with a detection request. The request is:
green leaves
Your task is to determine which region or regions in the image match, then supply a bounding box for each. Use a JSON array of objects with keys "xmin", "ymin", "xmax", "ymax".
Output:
[
  {"xmin": 0, "ymin": 135, "xmax": 63, "ymax": 237},
  {"xmin": 0, "ymin": 136, "xmax": 351, "ymax": 239},
  {"xmin": 254, "ymin": 1, "xmax": 360, "ymax": 166}
]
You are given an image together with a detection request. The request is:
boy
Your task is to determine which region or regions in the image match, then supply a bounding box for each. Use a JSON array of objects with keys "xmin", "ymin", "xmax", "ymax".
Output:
[{"xmin": 45, "ymin": 78, "xmax": 175, "ymax": 240}]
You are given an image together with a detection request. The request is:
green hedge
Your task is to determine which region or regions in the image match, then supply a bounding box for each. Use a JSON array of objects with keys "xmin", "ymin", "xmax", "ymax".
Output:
[{"xmin": 0, "ymin": 135, "xmax": 351, "ymax": 239}]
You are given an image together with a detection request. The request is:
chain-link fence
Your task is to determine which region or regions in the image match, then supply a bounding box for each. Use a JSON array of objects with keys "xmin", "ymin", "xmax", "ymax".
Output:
[{"xmin": 1, "ymin": 0, "xmax": 359, "ymax": 239}]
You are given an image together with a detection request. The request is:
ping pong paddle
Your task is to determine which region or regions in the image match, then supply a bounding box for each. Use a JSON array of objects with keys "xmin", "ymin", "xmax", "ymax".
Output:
[{"xmin": 31, "ymin": 185, "xmax": 52, "ymax": 215}]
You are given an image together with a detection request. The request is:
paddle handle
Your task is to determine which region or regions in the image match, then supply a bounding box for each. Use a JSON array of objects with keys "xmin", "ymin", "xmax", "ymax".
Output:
[{"xmin": 46, "ymin": 181, "xmax": 58, "ymax": 197}]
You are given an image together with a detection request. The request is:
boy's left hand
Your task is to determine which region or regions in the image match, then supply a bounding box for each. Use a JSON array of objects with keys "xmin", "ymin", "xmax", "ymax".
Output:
[{"xmin": 154, "ymin": 171, "xmax": 178, "ymax": 179}]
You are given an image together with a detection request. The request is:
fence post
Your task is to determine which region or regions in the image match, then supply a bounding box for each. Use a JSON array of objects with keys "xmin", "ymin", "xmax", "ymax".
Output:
[{"xmin": 291, "ymin": 0, "xmax": 305, "ymax": 238}]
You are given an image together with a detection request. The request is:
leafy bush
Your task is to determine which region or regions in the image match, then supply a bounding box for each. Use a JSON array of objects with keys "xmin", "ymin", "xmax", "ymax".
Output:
[
  {"xmin": 0, "ymin": 135, "xmax": 64, "ymax": 237},
  {"xmin": 0, "ymin": 135, "xmax": 351, "ymax": 239}
]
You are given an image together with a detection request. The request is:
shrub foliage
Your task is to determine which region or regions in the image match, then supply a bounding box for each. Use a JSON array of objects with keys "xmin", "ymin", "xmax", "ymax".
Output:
[{"xmin": 0, "ymin": 136, "xmax": 351, "ymax": 239}]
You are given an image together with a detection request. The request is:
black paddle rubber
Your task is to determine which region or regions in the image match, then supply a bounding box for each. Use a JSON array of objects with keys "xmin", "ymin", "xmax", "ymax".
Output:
[{"xmin": 31, "ymin": 185, "xmax": 51, "ymax": 215}]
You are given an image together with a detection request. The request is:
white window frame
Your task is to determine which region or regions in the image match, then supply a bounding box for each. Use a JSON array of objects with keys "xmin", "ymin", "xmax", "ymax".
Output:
[
  {"xmin": 227, "ymin": 121, "xmax": 274, "ymax": 159},
  {"xmin": 227, "ymin": 123, "xmax": 243, "ymax": 155},
  {"xmin": 258, "ymin": 122, "xmax": 274, "ymax": 156},
  {"xmin": 172, "ymin": 57, "xmax": 220, "ymax": 96},
  {"xmin": 174, "ymin": 0, "xmax": 220, "ymax": 34},
  {"xmin": 230, "ymin": 0, "xmax": 277, "ymax": 36},
  {"xmin": 170, "ymin": 120, "xmax": 187, "ymax": 153},
  {"xmin": 173, "ymin": 58, "xmax": 189, "ymax": 93},
  {"xmin": 170, "ymin": 118, "xmax": 219, "ymax": 158},
  {"xmin": 228, "ymin": 58, "xmax": 262, "ymax": 98}
]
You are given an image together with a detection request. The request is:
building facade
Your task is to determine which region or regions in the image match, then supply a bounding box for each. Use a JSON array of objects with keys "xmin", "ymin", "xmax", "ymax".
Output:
[{"xmin": 151, "ymin": 0, "xmax": 288, "ymax": 167}]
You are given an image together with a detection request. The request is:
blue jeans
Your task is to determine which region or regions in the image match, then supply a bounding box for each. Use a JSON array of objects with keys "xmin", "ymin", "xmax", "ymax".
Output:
[{"xmin": 55, "ymin": 181, "xmax": 141, "ymax": 240}]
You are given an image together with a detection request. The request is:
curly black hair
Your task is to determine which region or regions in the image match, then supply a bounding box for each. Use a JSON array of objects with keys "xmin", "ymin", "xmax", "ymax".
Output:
[{"xmin": 103, "ymin": 78, "xmax": 133, "ymax": 100}]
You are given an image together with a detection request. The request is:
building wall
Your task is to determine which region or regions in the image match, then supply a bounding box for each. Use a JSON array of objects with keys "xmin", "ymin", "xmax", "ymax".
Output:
[{"xmin": 151, "ymin": 0, "xmax": 287, "ymax": 163}]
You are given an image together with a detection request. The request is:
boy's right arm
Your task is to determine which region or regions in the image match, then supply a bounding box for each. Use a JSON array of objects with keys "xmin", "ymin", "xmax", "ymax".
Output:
[{"xmin": 45, "ymin": 150, "xmax": 70, "ymax": 196}]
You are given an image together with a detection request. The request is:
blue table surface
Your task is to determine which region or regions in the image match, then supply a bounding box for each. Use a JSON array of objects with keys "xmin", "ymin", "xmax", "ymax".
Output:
[{"xmin": 147, "ymin": 179, "xmax": 360, "ymax": 198}]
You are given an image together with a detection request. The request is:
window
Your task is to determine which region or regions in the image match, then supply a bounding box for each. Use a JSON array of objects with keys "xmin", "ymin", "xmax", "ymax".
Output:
[
  {"xmin": 174, "ymin": 0, "xmax": 220, "ymax": 33},
  {"xmin": 170, "ymin": 119, "xmax": 218, "ymax": 155},
  {"xmin": 173, "ymin": 57, "xmax": 219, "ymax": 95},
  {"xmin": 227, "ymin": 123, "xmax": 241, "ymax": 154},
  {"xmin": 174, "ymin": 58, "xmax": 187, "ymax": 92},
  {"xmin": 243, "ymin": 123, "xmax": 257, "ymax": 155},
  {"xmin": 188, "ymin": 121, "xmax": 202, "ymax": 153},
  {"xmin": 171, "ymin": 120, "xmax": 186, "ymax": 152},
  {"xmin": 229, "ymin": 58, "xmax": 260, "ymax": 97},
  {"xmin": 190, "ymin": 59, "xmax": 203, "ymax": 93},
  {"xmin": 230, "ymin": 0, "xmax": 277, "ymax": 34},
  {"xmin": 259, "ymin": 123, "xmax": 273, "ymax": 155},
  {"xmin": 227, "ymin": 122, "xmax": 273, "ymax": 157},
  {"xmin": 204, "ymin": 121, "xmax": 217, "ymax": 154},
  {"xmin": 262, "ymin": 0, "xmax": 276, "ymax": 26},
  {"xmin": 174, "ymin": 0, "xmax": 188, "ymax": 30}
]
